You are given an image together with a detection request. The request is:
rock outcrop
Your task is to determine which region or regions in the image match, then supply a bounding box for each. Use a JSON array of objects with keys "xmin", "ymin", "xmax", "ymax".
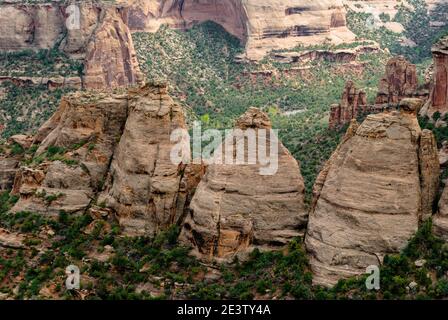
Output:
[
  {"xmin": 10, "ymin": 84, "xmax": 198, "ymax": 233},
  {"xmin": 11, "ymin": 91, "xmax": 129, "ymax": 216},
  {"xmin": 179, "ymin": 108, "xmax": 307, "ymax": 262},
  {"xmin": 97, "ymin": 84, "xmax": 194, "ymax": 236},
  {"xmin": 329, "ymin": 81, "xmax": 367, "ymax": 129},
  {"xmin": 375, "ymin": 56, "xmax": 418, "ymax": 105},
  {"xmin": 306, "ymin": 98, "xmax": 439, "ymax": 287},
  {"xmin": 422, "ymin": 36, "xmax": 448, "ymax": 116},
  {"xmin": 83, "ymin": 7, "xmax": 143, "ymax": 89}
]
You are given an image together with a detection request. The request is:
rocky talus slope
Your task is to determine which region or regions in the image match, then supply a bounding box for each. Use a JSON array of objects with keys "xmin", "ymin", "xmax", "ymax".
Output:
[
  {"xmin": 422, "ymin": 36, "xmax": 448, "ymax": 116},
  {"xmin": 7, "ymin": 83, "xmax": 200, "ymax": 236},
  {"xmin": 306, "ymin": 98, "xmax": 440, "ymax": 287},
  {"xmin": 179, "ymin": 108, "xmax": 307, "ymax": 262}
]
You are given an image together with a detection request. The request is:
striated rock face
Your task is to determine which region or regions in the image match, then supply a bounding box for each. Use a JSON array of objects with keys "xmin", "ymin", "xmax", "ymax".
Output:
[
  {"xmin": 422, "ymin": 36, "xmax": 448, "ymax": 116},
  {"xmin": 10, "ymin": 83, "xmax": 199, "ymax": 235},
  {"xmin": 98, "ymin": 84, "xmax": 193, "ymax": 236},
  {"xmin": 419, "ymin": 129, "xmax": 440, "ymax": 221},
  {"xmin": 83, "ymin": 7, "xmax": 143, "ymax": 89},
  {"xmin": 375, "ymin": 56, "xmax": 418, "ymax": 105},
  {"xmin": 329, "ymin": 81, "xmax": 367, "ymax": 129},
  {"xmin": 179, "ymin": 108, "xmax": 307, "ymax": 262},
  {"xmin": 0, "ymin": 3, "xmax": 64, "ymax": 51},
  {"xmin": 122, "ymin": 0, "xmax": 355, "ymax": 60},
  {"xmin": 306, "ymin": 98, "xmax": 439, "ymax": 287}
]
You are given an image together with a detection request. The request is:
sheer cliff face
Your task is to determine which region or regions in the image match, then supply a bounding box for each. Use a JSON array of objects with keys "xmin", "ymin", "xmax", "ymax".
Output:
[{"xmin": 121, "ymin": 0, "xmax": 355, "ymax": 60}]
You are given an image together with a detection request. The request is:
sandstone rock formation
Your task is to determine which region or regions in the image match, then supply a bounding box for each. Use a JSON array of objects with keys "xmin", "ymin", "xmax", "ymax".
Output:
[
  {"xmin": 97, "ymin": 84, "xmax": 194, "ymax": 236},
  {"xmin": 421, "ymin": 36, "xmax": 448, "ymax": 116},
  {"xmin": 271, "ymin": 43, "xmax": 380, "ymax": 64},
  {"xmin": 121, "ymin": 0, "xmax": 355, "ymax": 60},
  {"xmin": 83, "ymin": 7, "xmax": 143, "ymax": 89},
  {"xmin": 306, "ymin": 98, "xmax": 439, "ymax": 287},
  {"xmin": 329, "ymin": 81, "xmax": 367, "ymax": 129},
  {"xmin": 375, "ymin": 56, "xmax": 418, "ymax": 105},
  {"xmin": 434, "ymin": 186, "xmax": 448, "ymax": 241},
  {"xmin": 179, "ymin": 108, "xmax": 307, "ymax": 262},
  {"xmin": 11, "ymin": 91, "xmax": 129, "ymax": 216},
  {"xmin": 10, "ymin": 83, "xmax": 199, "ymax": 236}
]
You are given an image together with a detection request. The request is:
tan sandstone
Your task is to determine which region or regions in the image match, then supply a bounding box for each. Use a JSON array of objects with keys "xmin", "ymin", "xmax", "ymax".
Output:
[
  {"xmin": 179, "ymin": 108, "xmax": 307, "ymax": 263},
  {"xmin": 306, "ymin": 98, "xmax": 439, "ymax": 287}
]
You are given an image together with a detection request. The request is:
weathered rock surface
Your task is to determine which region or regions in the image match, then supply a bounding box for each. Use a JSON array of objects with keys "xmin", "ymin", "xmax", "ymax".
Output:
[
  {"xmin": 179, "ymin": 108, "xmax": 307, "ymax": 262},
  {"xmin": 10, "ymin": 83, "xmax": 201, "ymax": 235},
  {"xmin": 434, "ymin": 185, "xmax": 448, "ymax": 241},
  {"xmin": 11, "ymin": 91, "xmax": 129, "ymax": 216},
  {"xmin": 375, "ymin": 56, "xmax": 418, "ymax": 105},
  {"xmin": 306, "ymin": 98, "xmax": 439, "ymax": 287},
  {"xmin": 422, "ymin": 36, "xmax": 448, "ymax": 116},
  {"xmin": 0, "ymin": 155, "xmax": 20, "ymax": 192},
  {"xmin": 0, "ymin": 2, "xmax": 143, "ymax": 89},
  {"xmin": 98, "ymin": 84, "xmax": 193, "ymax": 236},
  {"xmin": 83, "ymin": 7, "xmax": 143, "ymax": 89},
  {"xmin": 271, "ymin": 43, "xmax": 380, "ymax": 65},
  {"xmin": 329, "ymin": 81, "xmax": 367, "ymax": 129}
]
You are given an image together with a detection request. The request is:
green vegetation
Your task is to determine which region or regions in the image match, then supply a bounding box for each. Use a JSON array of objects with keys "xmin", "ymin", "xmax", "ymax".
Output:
[
  {"xmin": 346, "ymin": 0, "xmax": 448, "ymax": 63},
  {"xmin": 0, "ymin": 82, "xmax": 71, "ymax": 139},
  {"xmin": 0, "ymin": 48, "xmax": 82, "ymax": 78},
  {"xmin": 0, "ymin": 48, "xmax": 79, "ymax": 139}
]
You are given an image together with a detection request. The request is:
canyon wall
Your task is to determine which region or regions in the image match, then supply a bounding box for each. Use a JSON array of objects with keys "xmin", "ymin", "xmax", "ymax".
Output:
[{"xmin": 121, "ymin": 0, "xmax": 356, "ymax": 60}]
